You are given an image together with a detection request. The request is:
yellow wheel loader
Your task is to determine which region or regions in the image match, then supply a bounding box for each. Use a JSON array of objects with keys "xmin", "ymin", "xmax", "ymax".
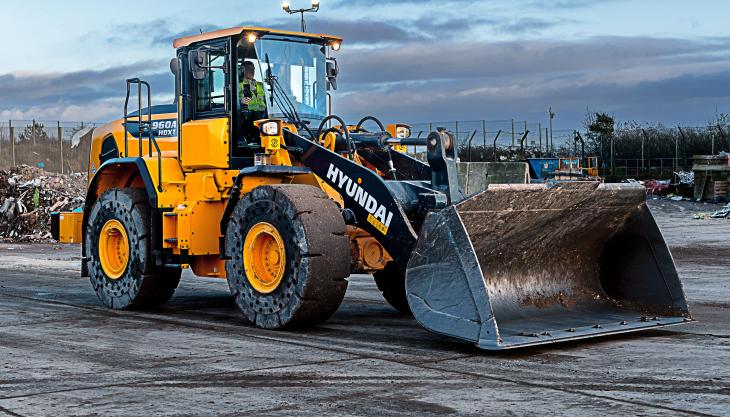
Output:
[{"xmin": 51, "ymin": 26, "xmax": 692, "ymax": 350}]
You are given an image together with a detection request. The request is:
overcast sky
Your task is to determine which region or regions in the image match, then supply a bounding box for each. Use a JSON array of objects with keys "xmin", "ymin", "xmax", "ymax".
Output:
[{"xmin": 0, "ymin": 0, "xmax": 729, "ymax": 129}]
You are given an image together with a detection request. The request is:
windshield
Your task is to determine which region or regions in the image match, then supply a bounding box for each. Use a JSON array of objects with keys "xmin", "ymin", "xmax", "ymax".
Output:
[{"xmin": 254, "ymin": 38, "xmax": 327, "ymax": 124}]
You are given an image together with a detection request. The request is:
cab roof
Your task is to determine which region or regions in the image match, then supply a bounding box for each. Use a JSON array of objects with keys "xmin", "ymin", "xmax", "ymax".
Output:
[{"xmin": 173, "ymin": 26, "xmax": 343, "ymax": 49}]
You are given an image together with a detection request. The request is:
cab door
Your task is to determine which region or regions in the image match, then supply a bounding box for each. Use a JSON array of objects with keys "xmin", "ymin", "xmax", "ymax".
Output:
[{"xmin": 180, "ymin": 40, "xmax": 232, "ymax": 170}]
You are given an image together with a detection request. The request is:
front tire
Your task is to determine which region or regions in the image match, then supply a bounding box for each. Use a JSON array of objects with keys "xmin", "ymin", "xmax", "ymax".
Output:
[
  {"xmin": 373, "ymin": 262, "xmax": 411, "ymax": 314},
  {"xmin": 86, "ymin": 188, "xmax": 181, "ymax": 310},
  {"xmin": 224, "ymin": 185, "xmax": 350, "ymax": 329}
]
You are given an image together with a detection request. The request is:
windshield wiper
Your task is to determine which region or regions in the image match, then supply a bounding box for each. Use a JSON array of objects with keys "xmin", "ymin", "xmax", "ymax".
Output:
[{"xmin": 264, "ymin": 53, "xmax": 315, "ymax": 139}]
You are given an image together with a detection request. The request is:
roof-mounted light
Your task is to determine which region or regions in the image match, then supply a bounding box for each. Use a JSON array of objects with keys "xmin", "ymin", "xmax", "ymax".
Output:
[
  {"xmin": 282, "ymin": 1, "xmax": 291, "ymax": 12},
  {"xmin": 246, "ymin": 32, "xmax": 258, "ymax": 43},
  {"xmin": 330, "ymin": 41, "xmax": 341, "ymax": 51}
]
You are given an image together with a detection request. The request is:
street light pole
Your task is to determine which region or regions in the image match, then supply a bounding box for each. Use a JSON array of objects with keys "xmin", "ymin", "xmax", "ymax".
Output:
[{"xmin": 282, "ymin": 0, "xmax": 321, "ymax": 32}]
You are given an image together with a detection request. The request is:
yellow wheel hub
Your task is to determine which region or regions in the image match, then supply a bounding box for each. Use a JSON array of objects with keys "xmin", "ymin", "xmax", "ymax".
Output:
[
  {"xmin": 99, "ymin": 219, "xmax": 130, "ymax": 280},
  {"xmin": 243, "ymin": 222, "xmax": 287, "ymax": 294}
]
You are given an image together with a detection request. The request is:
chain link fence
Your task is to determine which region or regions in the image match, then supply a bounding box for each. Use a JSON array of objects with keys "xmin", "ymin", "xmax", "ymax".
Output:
[
  {"xmin": 2, "ymin": 117, "xmax": 727, "ymax": 181},
  {"xmin": 408, "ymin": 119, "xmax": 581, "ymax": 161},
  {"xmin": 0, "ymin": 120, "xmax": 101, "ymax": 173},
  {"xmin": 406, "ymin": 118, "xmax": 730, "ymax": 180}
]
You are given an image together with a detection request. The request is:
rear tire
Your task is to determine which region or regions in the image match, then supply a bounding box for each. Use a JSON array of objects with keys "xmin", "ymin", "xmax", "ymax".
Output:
[
  {"xmin": 86, "ymin": 188, "xmax": 181, "ymax": 310},
  {"xmin": 373, "ymin": 262, "xmax": 411, "ymax": 314},
  {"xmin": 225, "ymin": 185, "xmax": 350, "ymax": 329}
]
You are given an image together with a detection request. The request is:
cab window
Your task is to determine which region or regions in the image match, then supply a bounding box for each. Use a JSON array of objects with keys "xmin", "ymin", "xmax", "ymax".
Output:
[{"xmin": 195, "ymin": 50, "xmax": 226, "ymax": 115}]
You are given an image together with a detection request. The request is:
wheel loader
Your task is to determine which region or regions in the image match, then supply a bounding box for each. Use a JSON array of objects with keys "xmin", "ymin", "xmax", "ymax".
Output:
[{"xmin": 51, "ymin": 26, "xmax": 692, "ymax": 350}]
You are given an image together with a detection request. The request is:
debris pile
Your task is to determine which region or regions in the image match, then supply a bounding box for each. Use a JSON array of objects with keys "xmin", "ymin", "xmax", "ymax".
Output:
[
  {"xmin": 674, "ymin": 171, "xmax": 695, "ymax": 185},
  {"xmin": 710, "ymin": 203, "xmax": 730, "ymax": 219},
  {"xmin": 0, "ymin": 165, "xmax": 87, "ymax": 241},
  {"xmin": 644, "ymin": 179, "xmax": 671, "ymax": 196}
]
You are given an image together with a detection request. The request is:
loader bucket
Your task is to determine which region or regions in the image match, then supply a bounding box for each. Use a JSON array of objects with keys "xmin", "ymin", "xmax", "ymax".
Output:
[{"xmin": 406, "ymin": 182, "xmax": 691, "ymax": 350}]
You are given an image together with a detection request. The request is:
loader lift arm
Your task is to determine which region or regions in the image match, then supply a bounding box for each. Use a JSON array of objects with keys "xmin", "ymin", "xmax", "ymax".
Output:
[
  {"xmin": 285, "ymin": 129, "xmax": 420, "ymax": 270},
  {"xmin": 283, "ymin": 128, "xmax": 462, "ymax": 271}
]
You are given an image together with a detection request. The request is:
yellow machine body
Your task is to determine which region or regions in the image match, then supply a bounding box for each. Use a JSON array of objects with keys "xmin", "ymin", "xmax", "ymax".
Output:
[
  {"xmin": 52, "ymin": 24, "xmax": 691, "ymax": 352},
  {"xmin": 54, "ymin": 211, "xmax": 84, "ymax": 243},
  {"xmin": 57, "ymin": 99, "xmax": 364, "ymax": 280}
]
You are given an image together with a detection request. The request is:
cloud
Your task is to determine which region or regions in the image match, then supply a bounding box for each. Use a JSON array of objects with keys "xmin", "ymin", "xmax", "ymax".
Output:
[
  {"xmin": 524, "ymin": 0, "xmax": 613, "ymax": 9},
  {"xmin": 153, "ymin": 24, "xmax": 225, "ymax": 46},
  {"xmin": 130, "ymin": 19, "xmax": 431, "ymax": 47},
  {"xmin": 336, "ymin": 36, "xmax": 730, "ymax": 86},
  {"xmin": 334, "ymin": 69, "xmax": 730, "ymax": 128},
  {"xmin": 334, "ymin": 0, "xmax": 609, "ymax": 8},
  {"xmin": 0, "ymin": 61, "xmax": 174, "ymax": 122},
  {"xmin": 103, "ymin": 19, "xmax": 175, "ymax": 47},
  {"xmin": 2, "ymin": 32, "xmax": 729, "ymax": 128},
  {"xmin": 108, "ymin": 13, "xmax": 547, "ymax": 50},
  {"xmin": 495, "ymin": 18, "xmax": 559, "ymax": 34},
  {"xmin": 329, "ymin": 36, "xmax": 730, "ymax": 126}
]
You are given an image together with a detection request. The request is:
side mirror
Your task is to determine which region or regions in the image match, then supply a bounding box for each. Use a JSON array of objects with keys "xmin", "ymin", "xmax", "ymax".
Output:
[
  {"xmin": 326, "ymin": 58, "xmax": 338, "ymax": 91},
  {"xmin": 169, "ymin": 58, "xmax": 180, "ymax": 77},
  {"xmin": 189, "ymin": 49, "xmax": 208, "ymax": 80},
  {"xmin": 170, "ymin": 58, "xmax": 181, "ymax": 102}
]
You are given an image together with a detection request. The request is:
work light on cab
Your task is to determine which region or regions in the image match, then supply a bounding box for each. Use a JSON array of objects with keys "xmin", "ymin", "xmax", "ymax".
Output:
[{"xmin": 260, "ymin": 120, "xmax": 281, "ymax": 136}]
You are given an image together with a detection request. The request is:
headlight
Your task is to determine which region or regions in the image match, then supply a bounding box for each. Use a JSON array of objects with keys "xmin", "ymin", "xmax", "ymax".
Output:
[
  {"xmin": 396, "ymin": 125, "xmax": 411, "ymax": 139},
  {"xmin": 261, "ymin": 121, "xmax": 281, "ymax": 136}
]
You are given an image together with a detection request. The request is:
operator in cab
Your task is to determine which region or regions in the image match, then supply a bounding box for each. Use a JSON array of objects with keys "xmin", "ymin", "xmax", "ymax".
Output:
[{"xmin": 239, "ymin": 60, "xmax": 267, "ymax": 140}]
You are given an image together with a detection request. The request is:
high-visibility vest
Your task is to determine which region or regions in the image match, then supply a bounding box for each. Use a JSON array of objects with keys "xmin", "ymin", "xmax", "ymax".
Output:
[{"xmin": 239, "ymin": 79, "xmax": 267, "ymax": 112}]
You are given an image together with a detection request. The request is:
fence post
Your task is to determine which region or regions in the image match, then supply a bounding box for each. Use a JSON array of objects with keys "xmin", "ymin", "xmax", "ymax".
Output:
[
  {"xmin": 58, "ymin": 121, "xmax": 64, "ymax": 174},
  {"xmin": 647, "ymin": 131, "xmax": 651, "ymax": 177},
  {"xmin": 10, "ymin": 120, "xmax": 15, "ymax": 168},
  {"xmin": 610, "ymin": 135, "xmax": 614, "ymax": 176},
  {"xmin": 640, "ymin": 129, "xmax": 646, "ymax": 174},
  {"xmin": 678, "ymin": 126, "xmax": 687, "ymax": 169},
  {"xmin": 511, "ymin": 119, "xmax": 515, "ymax": 147},
  {"xmin": 674, "ymin": 132, "xmax": 678, "ymax": 173},
  {"xmin": 482, "ymin": 120, "xmax": 486, "ymax": 148},
  {"xmin": 549, "ymin": 117, "xmax": 554, "ymax": 154},
  {"xmin": 455, "ymin": 121, "xmax": 459, "ymax": 144},
  {"xmin": 32, "ymin": 119, "xmax": 36, "ymax": 146},
  {"xmin": 545, "ymin": 128, "xmax": 549, "ymax": 155},
  {"xmin": 572, "ymin": 130, "xmax": 577, "ymax": 157},
  {"xmin": 538, "ymin": 123, "xmax": 542, "ymax": 154},
  {"xmin": 717, "ymin": 124, "xmax": 726, "ymax": 152}
]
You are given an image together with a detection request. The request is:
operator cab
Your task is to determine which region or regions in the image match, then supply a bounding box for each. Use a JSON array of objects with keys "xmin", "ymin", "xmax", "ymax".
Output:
[{"xmin": 174, "ymin": 27, "xmax": 340, "ymax": 169}]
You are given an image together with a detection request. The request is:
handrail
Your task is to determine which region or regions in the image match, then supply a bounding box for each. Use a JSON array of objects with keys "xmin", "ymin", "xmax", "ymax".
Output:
[
  {"xmin": 123, "ymin": 81, "xmax": 132, "ymax": 156},
  {"xmin": 124, "ymin": 78, "xmax": 163, "ymax": 192}
]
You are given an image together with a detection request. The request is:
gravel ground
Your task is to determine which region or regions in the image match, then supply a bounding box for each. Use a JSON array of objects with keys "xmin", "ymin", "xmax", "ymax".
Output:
[{"xmin": 0, "ymin": 199, "xmax": 728, "ymax": 417}]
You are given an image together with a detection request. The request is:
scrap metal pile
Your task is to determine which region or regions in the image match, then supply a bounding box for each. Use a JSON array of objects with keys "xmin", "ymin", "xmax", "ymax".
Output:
[
  {"xmin": 710, "ymin": 204, "xmax": 730, "ymax": 218},
  {"xmin": 0, "ymin": 165, "xmax": 87, "ymax": 241}
]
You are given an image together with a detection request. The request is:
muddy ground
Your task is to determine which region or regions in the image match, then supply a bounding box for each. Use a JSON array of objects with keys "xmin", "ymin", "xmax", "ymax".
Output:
[{"xmin": 0, "ymin": 199, "xmax": 728, "ymax": 416}]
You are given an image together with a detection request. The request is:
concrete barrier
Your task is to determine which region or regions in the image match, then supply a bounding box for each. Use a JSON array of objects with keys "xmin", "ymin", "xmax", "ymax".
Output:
[{"xmin": 457, "ymin": 162, "xmax": 530, "ymax": 194}]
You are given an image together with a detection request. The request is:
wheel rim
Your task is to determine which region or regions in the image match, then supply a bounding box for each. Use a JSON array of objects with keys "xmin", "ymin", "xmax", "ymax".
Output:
[
  {"xmin": 243, "ymin": 222, "xmax": 287, "ymax": 294},
  {"xmin": 99, "ymin": 219, "xmax": 130, "ymax": 280}
]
